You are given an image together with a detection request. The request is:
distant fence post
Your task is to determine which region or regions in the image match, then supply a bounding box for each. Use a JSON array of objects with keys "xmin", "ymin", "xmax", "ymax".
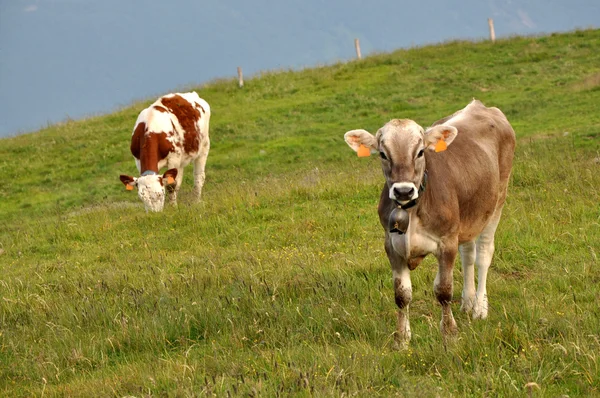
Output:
[
  {"xmin": 237, "ymin": 66, "xmax": 244, "ymax": 88},
  {"xmin": 354, "ymin": 38, "xmax": 362, "ymax": 59},
  {"xmin": 488, "ymin": 18, "xmax": 496, "ymax": 42}
]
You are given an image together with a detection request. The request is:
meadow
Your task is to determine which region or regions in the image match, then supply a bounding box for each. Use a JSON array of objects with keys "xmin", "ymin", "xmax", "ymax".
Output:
[{"xmin": 1, "ymin": 29, "xmax": 599, "ymax": 397}]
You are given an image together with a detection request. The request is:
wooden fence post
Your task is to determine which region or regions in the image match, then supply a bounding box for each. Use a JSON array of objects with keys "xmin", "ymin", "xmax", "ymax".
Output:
[
  {"xmin": 488, "ymin": 18, "xmax": 496, "ymax": 42},
  {"xmin": 354, "ymin": 38, "xmax": 362, "ymax": 59},
  {"xmin": 237, "ymin": 66, "xmax": 244, "ymax": 88}
]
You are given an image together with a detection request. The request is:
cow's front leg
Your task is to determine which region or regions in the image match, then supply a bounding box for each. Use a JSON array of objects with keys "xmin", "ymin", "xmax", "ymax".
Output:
[
  {"xmin": 385, "ymin": 238, "xmax": 412, "ymax": 346},
  {"xmin": 167, "ymin": 167, "xmax": 184, "ymax": 206},
  {"xmin": 434, "ymin": 246, "xmax": 458, "ymax": 337},
  {"xmin": 192, "ymin": 139, "xmax": 210, "ymax": 202}
]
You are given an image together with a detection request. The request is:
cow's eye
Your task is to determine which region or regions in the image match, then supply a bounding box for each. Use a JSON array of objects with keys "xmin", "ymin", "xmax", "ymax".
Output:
[
  {"xmin": 379, "ymin": 151, "xmax": 388, "ymax": 160},
  {"xmin": 417, "ymin": 149, "xmax": 424, "ymax": 158}
]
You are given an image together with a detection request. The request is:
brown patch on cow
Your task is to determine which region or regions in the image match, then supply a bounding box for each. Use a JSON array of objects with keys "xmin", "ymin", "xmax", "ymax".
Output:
[
  {"xmin": 160, "ymin": 95, "xmax": 201, "ymax": 154},
  {"xmin": 407, "ymin": 256, "xmax": 425, "ymax": 270},
  {"xmin": 394, "ymin": 278, "xmax": 410, "ymax": 309},
  {"xmin": 119, "ymin": 174, "xmax": 135, "ymax": 186},
  {"xmin": 143, "ymin": 132, "xmax": 173, "ymax": 173},
  {"xmin": 130, "ymin": 122, "xmax": 146, "ymax": 159},
  {"xmin": 435, "ymin": 283, "xmax": 453, "ymax": 304},
  {"xmin": 130, "ymin": 121, "xmax": 174, "ymax": 173},
  {"xmin": 153, "ymin": 105, "xmax": 169, "ymax": 113}
]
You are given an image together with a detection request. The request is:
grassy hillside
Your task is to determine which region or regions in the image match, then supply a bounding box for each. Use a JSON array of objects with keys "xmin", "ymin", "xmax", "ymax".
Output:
[{"xmin": 1, "ymin": 29, "xmax": 599, "ymax": 396}]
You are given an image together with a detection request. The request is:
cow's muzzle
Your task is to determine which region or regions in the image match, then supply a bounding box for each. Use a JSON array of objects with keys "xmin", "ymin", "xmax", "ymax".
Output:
[{"xmin": 389, "ymin": 182, "xmax": 419, "ymax": 204}]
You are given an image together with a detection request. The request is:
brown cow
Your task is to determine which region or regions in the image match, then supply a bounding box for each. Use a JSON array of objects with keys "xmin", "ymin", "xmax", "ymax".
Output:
[
  {"xmin": 119, "ymin": 92, "xmax": 210, "ymax": 212},
  {"xmin": 344, "ymin": 100, "xmax": 515, "ymax": 344}
]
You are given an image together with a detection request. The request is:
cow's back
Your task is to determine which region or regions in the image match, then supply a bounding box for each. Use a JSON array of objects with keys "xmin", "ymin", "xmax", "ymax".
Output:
[{"xmin": 419, "ymin": 101, "xmax": 515, "ymax": 242}]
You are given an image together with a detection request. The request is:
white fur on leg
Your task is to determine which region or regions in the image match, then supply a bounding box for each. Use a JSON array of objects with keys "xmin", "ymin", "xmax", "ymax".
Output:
[
  {"xmin": 473, "ymin": 243, "xmax": 491, "ymax": 320},
  {"xmin": 192, "ymin": 141, "xmax": 209, "ymax": 202},
  {"xmin": 192, "ymin": 171, "xmax": 205, "ymax": 200},
  {"xmin": 459, "ymin": 241, "xmax": 476, "ymax": 313},
  {"xmin": 473, "ymin": 293, "xmax": 488, "ymax": 319},
  {"xmin": 396, "ymin": 309, "xmax": 411, "ymax": 348},
  {"xmin": 473, "ymin": 217, "xmax": 500, "ymax": 319}
]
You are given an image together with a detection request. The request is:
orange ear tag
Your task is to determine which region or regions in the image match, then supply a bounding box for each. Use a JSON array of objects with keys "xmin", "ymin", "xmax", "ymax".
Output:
[
  {"xmin": 357, "ymin": 144, "xmax": 371, "ymax": 157},
  {"xmin": 434, "ymin": 140, "xmax": 447, "ymax": 153},
  {"xmin": 126, "ymin": 184, "xmax": 134, "ymax": 191},
  {"xmin": 167, "ymin": 176, "xmax": 175, "ymax": 184}
]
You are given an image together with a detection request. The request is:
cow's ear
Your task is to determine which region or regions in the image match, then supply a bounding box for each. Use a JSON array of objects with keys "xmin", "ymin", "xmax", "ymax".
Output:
[
  {"xmin": 163, "ymin": 168, "xmax": 177, "ymax": 185},
  {"xmin": 424, "ymin": 125, "xmax": 458, "ymax": 152},
  {"xmin": 344, "ymin": 129, "xmax": 377, "ymax": 157},
  {"xmin": 119, "ymin": 175, "xmax": 137, "ymax": 190}
]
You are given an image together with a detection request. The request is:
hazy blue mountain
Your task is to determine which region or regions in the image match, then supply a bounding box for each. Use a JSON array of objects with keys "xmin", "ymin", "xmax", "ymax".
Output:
[{"xmin": 1, "ymin": 0, "xmax": 598, "ymax": 137}]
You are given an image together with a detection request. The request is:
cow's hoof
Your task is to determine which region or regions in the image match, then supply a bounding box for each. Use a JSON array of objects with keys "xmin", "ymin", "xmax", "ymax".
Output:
[
  {"xmin": 460, "ymin": 296, "xmax": 475, "ymax": 313},
  {"xmin": 472, "ymin": 298, "xmax": 488, "ymax": 319},
  {"xmin": 393, "ymin": 332, "xmax": 411, "ymax": 350},
  {"xmin": 393, "ymin": 340, "xmax": 410, "ymax": 351},
  {"xmin": 440, "ymin": 317, "xmax": 458, "ymax": 337}
]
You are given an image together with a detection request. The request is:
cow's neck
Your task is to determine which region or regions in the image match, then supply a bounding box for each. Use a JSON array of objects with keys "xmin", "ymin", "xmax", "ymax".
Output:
[{"xmin": 139, "ymin": 133, "xmax": 162, "ymax": 175}]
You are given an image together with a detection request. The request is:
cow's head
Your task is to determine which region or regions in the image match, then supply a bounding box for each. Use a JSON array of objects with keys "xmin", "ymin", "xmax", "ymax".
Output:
[
  {"xmin": 344, "ymin": 119, "xmax": 457, "ymax": 206},
  {"xmin": 119, "ymin": 169, "xmax": 178, "ymax": 212}
]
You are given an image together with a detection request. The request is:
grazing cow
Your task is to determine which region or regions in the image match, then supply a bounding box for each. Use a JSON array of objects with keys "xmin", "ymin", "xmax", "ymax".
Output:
[
  {"xmin": 119, "ymin": 92, "xmax": 211, "ymax": 212},
  {"xmin": 344, "ymin": 100, "xmax": 515, "ymax": 343}
]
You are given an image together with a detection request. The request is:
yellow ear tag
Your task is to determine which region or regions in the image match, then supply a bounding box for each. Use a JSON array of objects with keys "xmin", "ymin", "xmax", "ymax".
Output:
[
  {"xmin": 434, "ymin": 139, "xmax": 447, "ymax": 153},
  {"xmin": 357, "ymin": 144, "xmax": 371, "ymax": 157},
  {"xmin": 167, "ymin": 176, "xmax": 175, "ymax": 184},
  {"xmin": 126, "ymin": 184, "xmax": 134, "ymax": 191}
]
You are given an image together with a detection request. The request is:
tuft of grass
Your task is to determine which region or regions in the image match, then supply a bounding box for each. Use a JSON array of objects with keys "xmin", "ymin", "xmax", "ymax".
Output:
[{"xmin": 1, "ymin": 29, "xmax": 600, "ymax": 396}]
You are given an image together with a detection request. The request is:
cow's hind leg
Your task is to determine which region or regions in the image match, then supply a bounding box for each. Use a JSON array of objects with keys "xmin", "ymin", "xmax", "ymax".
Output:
[
  {"xmin": 459, "ymin": 240, "xmax": 476, "ymax": 313},
  {"xmin": 473, "ymin": 214, "xmax": 502, "ymax": 319},
  {"xmin": 385, "ymin": 239, "xmax": 412, "ymax": 346},
  {"xmin": 435, "ymin": 246, "xmax": 458, "ymax": 337},
  {"xmin": 192, "ymin": 139, "xmax": 210, "ymax": 202}
]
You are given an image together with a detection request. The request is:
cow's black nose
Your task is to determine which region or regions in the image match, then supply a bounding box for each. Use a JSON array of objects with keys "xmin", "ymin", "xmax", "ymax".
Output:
[{"xmin": 394, "ymin": 186, "xmax": 415, "ymax": 201}]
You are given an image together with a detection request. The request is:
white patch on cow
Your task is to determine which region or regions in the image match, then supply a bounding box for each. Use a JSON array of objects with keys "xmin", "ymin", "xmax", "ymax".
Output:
[
  {"xmin": 135, "ymin": 175, "xmax": 166, "ymax": 212},
  {"xmin": 459, "ymin": 241, "xmax": 477, "ymax": 313},
  {"xmin": 472, "ymin": 215, "xmax": 501, "ymax": 319},
  {"xmin": 389, "ymin": 182, "xmax": 419, "ymax": 204},
  {"xmin": 441, "ymin": 99, "xmax": 480, "ymax": 127},
  {"xmin": 133, "ymin": 108, "xmax": 149, "ymax": 132},
  {"xmin": 178, "ymin": 91, "xmax": 202, "ymax": 105},
  {"xmin": 147, "ymin": 107, "xmax": 175, "ymax": 136}
]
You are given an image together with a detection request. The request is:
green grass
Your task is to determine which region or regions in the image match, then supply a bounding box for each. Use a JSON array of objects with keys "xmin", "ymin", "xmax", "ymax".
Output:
[{"xmin": 1, "ymin": 29, "xmax": 600, "ymax": 396}]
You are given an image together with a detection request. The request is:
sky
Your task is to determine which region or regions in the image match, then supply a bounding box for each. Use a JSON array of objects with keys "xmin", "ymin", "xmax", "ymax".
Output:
[{"xmin": 0, "ymin": 0, "xmax": 598, "ymax": 138}]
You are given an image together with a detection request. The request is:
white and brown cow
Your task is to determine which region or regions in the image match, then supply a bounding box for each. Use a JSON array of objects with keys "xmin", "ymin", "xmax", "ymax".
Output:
[
  {"xmin": 344, "ymin": 100, "xmax": 515, "ymax": 343},
  {"xmin": 119, "ymin": 92, "xmax": 210, "ymax": 212}
]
